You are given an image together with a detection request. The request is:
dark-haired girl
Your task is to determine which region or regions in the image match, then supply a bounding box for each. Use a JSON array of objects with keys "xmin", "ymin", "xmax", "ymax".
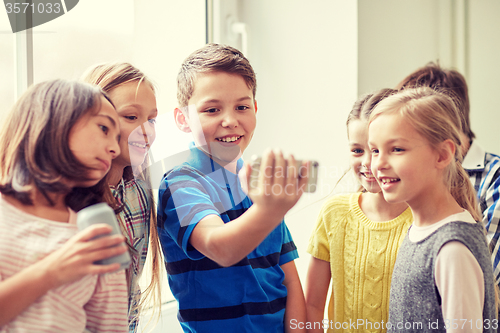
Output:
[{"xmin": 0, "ymin": 79, "xmax": 128, "ymax": 332}]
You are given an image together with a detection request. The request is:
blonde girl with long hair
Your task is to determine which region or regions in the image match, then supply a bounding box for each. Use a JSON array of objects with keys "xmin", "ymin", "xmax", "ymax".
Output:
[
  {"xmin": 305, "ymin": 88, "xmax": 412, "ymax": 333},
  {"xmin": 369, "ymin": 87, "xmax": 497, "ymax": 332},
  {"xmin": 82, "ymin": 63, "xmax": 162, "ymax": 332}
]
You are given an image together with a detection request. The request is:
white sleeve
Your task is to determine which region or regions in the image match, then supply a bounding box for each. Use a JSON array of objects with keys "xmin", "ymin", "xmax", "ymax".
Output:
[{"xmin": 435, "ymin": 241, "xmax": 484, "ymax": 333}]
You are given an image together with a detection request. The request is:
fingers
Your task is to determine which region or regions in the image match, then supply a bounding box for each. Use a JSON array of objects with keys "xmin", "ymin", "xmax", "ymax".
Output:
[
  {"xmin": 76, "ymin": 224, "xmax": 113, "ymax": 242},
  {"xmin": 89, "ymin": 242, "xmax": 128, "ymax": 261},
  {"xmin": 256, "ymin": 149, "xmax": 303, "ymax": 197},
  {"xmin": 72, "ymin": 223, "xmax": 125, "ymax": 250},
  {"xmin": 64, "ymin": 238, "xmax": 127, "ymax": 277},
  {"xmin": 249, "ymin": 150, "xmax": 312, "ymax": 205},
  {"xmin": 38, "ymin": 223, "xmax": 129, "ymax": 288},
  {"xmin": 260, "ymin": 149, "xmax": 275, "ymax": 196},
  {"xmin": 285, "ymin": 154, "xmax": 298, "ymax": 196},
  {"xmin": 68, "ymin": 223, "xmax": 127, "ymax": 265},
  {"xmin": 78, "ymin": 231, "xmax": 127, "ymax": 272},
  {"xmin": 88, "ymin": 263, "xmax": 122, "ymax": 275},
  {"xmin": 273, "ymin": 150, "xmax": 286, "ymax": 192},
  {"xmin": 238, "ymin": 162, "xmax": 252, "ymax": 194},
  {"xmin": 89, "ymin": 233, "xmax": 126, "ymax": 250},
  {"xmin": 297, "ymin": 160, "xmax": 310, "ymax": 195}
]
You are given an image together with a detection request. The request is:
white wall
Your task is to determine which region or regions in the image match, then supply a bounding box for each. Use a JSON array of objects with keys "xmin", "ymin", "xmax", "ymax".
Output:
[
  {"xmin": 0, "ymin": 16, "xmax": 15, "ymax": 121},
  {"xmin": 468, "ymin": 0, "xmax": 500, "ymax": 155},
  {"xmin": 358, "ymin": 0, "xmax": 500, "ymax": 155},
  {"xmin": 358, "ymin": 0, "xmax": 442, "ymax": 95}
]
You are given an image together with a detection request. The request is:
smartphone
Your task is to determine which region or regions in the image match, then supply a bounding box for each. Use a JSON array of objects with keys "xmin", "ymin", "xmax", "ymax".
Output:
[
  {"xmin": 248, "ymin": 156, "xmax": 319, "ymax": 193},
  {"xmin": 76, "ymin": 203, "xmax": 131, "ymax": 270}
]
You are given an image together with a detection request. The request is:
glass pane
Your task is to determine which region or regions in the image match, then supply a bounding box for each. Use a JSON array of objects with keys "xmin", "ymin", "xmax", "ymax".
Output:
[
  {"xmin": 32, "ymin": 0, "xmax": 135, "ymax": 81},
  {"xmin": 29, "ymin": 0, "xmax": 206, "ymax": 314},
  {"xmin": 0, "ymin": 14, "xmax": 15, "ymax": 123}
]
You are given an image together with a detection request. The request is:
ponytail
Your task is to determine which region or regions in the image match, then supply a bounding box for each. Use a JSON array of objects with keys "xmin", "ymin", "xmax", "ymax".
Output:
[
  {"xmin": 450, "ymin": 159, "xmax": 481, "ymax": 222},
  {"xmin": 371, "ymin": 87, "xmax": 497, "ymax": 311}
]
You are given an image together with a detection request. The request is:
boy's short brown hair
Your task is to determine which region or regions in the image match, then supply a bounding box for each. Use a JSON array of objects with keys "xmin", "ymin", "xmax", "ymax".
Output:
[
  {"xmin": 177, "ymin": 43, "xmax": 257, "ymax": 107},
  {"xmin": 395, "ymin": 62, "xmax": 475, "ymax": 140}
]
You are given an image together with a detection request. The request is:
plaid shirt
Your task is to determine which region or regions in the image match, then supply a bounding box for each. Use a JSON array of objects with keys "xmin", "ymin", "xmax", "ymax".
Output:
[
  {"xmin": 463, "ymin": 141, "xmax": 500, "ymax": 286},
  {"xmin": 110, "ymin": 177, "xmax": 151, "ymax": 333}
]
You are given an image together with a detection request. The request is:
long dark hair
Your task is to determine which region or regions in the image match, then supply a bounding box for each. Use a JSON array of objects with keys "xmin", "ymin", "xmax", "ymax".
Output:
[{"xmin": 0, "ymin": 79, "xmax": 113, "ymax": 211}]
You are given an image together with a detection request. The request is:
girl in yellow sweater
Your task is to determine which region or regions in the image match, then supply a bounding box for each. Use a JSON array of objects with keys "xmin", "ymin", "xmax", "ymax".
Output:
[{"xmin": 305, "ymin": 89, "xmax": 412, "ymax": 333}]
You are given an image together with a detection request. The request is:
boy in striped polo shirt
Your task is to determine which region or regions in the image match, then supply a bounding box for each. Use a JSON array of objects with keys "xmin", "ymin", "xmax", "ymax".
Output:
[{"xmin": 157, "ymin": 44, "xmax": 310, "ymax": 332}]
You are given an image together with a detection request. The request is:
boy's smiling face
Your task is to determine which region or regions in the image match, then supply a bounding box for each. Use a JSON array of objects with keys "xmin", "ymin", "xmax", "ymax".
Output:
[{"xmin": 176, "ymin": 71, "xmax": 257, "ymax": 166}]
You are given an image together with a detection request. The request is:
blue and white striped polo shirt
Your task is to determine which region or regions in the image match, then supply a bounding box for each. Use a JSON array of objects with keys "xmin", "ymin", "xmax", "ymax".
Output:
[{"xmin": 157, "ymin": 143, "xmax": 298, "ymax": 332}]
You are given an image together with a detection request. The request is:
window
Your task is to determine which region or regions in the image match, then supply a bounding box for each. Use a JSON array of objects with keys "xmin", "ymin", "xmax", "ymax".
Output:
[
  {"xmin": 4, "ymin": 1, "xmax": 206, "ymax": 326},
  {"xmin": 0, "ymin": 13, "xmax": 15, "ymax": 121}
]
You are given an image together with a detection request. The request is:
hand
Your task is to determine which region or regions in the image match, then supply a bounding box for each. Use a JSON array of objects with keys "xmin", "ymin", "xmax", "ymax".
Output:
[
  {"xmin": 33, "ymin": 224, "xmax": 127, "ymax": 290},
  {"xmin": 240, "ymin": 149, "xmax": 310, "ymax": 219}
]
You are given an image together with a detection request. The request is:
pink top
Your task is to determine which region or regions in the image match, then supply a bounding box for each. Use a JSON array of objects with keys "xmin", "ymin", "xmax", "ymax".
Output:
[
  {"xmin": 408, "ymin": 211, "xmax": 484, "ymax": 333},
  {"xmin": 0, "ymin": 197, "xmax": 128, "ymax": 332}
]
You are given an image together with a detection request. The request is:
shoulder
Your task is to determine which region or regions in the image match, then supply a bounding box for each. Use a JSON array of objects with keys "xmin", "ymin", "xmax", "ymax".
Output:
[
  {"xmin": 434, "ymin": 223, "xmax": 493, "ymax": 288},
  {"xmin": 163, "ymin": 163, "xmax": 212, "ymax": 183},
  {"xmin": 484, "ymin": 152, "xmax": 500, "ymax": 175},
  {"xmin": 0, "ymin": 196, "xmax": 17, "ymax": 222},
  {"xmin": 313, "ymin": 193, "xmax": 360, "ymax": 232},
  {"xmin": 399, "ymin": 206, "xmax": 413, "ymax": 221},
  {"xmin": 435, "ymin": 220, "xmax": 484, "ymax": 237},
  {"xmin": 320, "ymin": 193, "xmax": 354, "ymax": 212},
  {"xmin": 438, "ymin": 240, "xmax": 475, "ymax": 259},
  {"xmin": 318, "ymin": 193, "xmax": 357, "ymax": 218},
  {"xmin": 116, "ymin": 178, "xmax": 152, "ymax": 211},
  {"xmin": 123, "ymin": 177, "xmax": 148, "ymax": 194},
  {"xmin": 158, "ymin": 165, "xmax": 223, "ymax": 215},
  {"xmin": 160, "ymin": 165, "xmax": 210, "ymax": 192},
  {"xmin": 485, "ymin": 150, "xmax": 500, "ymax": 163},
  {"xmin": 164, "ymin": 164, "xmax": 205, "ymax": 180},
  {"xmin": 431, "ymin": 222, "xmax": 488, "ymax": 255}
]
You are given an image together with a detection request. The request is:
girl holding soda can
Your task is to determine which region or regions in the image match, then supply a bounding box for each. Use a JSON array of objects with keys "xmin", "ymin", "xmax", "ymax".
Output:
[{"xmin": 0, "ymin": 80, "xmax": 129, "ymax": 332}]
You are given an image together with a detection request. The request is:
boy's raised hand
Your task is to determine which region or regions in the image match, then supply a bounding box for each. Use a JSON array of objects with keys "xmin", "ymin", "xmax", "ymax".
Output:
[{"xmin": 240, "ymin": 149, "xmax": 310, "ymax": 220}]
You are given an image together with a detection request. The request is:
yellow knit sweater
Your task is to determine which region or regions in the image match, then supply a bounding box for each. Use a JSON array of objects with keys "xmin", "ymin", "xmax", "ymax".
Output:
[{"xmin": 307, "ymin": 193, "xmax": 412, "ymax": 333}]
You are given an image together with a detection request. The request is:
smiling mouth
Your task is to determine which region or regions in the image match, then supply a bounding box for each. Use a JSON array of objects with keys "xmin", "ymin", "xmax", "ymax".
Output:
[
  {"xmin": 216, "ymin": 135, "xmax": 242, "ymax": 143},
  {"xmin": 361, "ymin": 172, "xmax": 376, "ymax": 179},
  {"xmin": 129, "ymin": 142, "xmax": 148, "ymax": 149},
  {"xmin": 380, "ymin": 178, "xmax": 400, "ymax": 184}
]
